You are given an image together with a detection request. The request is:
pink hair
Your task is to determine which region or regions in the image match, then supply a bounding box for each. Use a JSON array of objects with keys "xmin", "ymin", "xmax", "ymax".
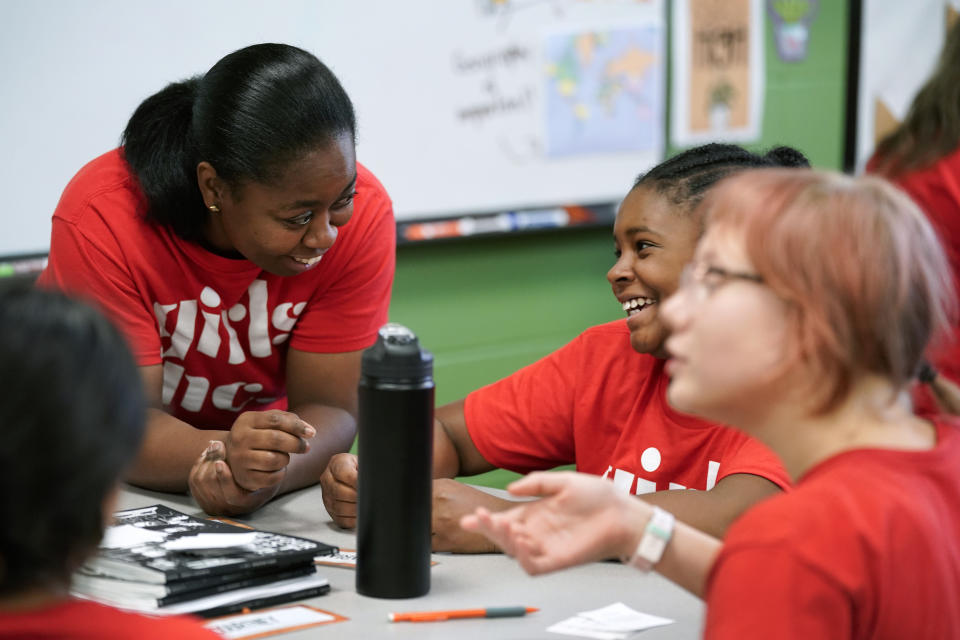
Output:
[{"xmin": 700, "ymin": 169, "xmax": 955, "ymax": 413}]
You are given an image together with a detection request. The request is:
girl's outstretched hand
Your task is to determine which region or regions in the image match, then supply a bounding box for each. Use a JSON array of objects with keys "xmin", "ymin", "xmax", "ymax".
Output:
[{"xmin": 460, "ymin": 471, "xmax": 649, "ymax": 575}]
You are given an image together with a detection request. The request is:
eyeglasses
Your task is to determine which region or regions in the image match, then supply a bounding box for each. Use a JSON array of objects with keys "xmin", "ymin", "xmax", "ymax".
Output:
[{"xmin": 678, "ymin": 261, "xmax": 763, "ymax": 303}]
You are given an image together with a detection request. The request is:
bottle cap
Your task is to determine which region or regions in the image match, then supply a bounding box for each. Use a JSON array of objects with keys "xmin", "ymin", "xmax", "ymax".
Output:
[{"xmin": 361, "ymin": 323, "xmax": 433, "ymax": 383}]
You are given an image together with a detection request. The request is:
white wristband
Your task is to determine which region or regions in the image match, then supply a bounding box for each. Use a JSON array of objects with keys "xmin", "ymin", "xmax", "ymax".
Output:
[{"xmin": 623, "ymin": 506, "xmax": 675, "ymax": 573}]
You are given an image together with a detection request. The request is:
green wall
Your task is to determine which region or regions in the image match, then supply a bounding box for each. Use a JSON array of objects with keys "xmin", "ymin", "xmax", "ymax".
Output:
[
  {"xmin": 384, "ymin": 3, "xmax": 850, "ymax": 489},
  {"xmin": 757, "ymin": 0, "xmax": 848, "ymax": 169}
]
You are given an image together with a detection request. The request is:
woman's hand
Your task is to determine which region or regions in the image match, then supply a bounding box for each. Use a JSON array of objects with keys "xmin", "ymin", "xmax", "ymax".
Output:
[
  {"xmin": 188, "ymin": 440, "xmax": 284, "ymax": 516},
  {"xmin": 431, "ymin": 479, "xmax": 506, "ymax": 553},
  {"xmin": 223, "ymin": 410, "xmax": 315, "ymax": 492},
  {"xmin": 319, "ymin": 453, "xmax": 359, "ymax": 528},
  {"xmin": 460, "ymin": 471, "xmax": 648, "ymax": 574},
  {"xmin": 319, "ymin": 458, "xmax": 509, "ymax": 554}
]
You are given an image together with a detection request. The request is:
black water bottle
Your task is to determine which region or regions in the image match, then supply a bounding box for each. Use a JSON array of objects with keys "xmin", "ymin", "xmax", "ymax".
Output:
[{"xmin": 356, "ymin": 323, "xmax": 434, "ymax": 598}]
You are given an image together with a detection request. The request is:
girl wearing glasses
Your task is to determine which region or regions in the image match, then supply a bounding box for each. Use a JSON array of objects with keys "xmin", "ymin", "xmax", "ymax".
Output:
[{"xmin": 463, "ymin": 169, "xmax": 960, "ymax": 638}]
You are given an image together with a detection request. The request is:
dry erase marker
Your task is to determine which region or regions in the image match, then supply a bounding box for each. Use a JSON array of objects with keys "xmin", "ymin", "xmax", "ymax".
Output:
[{"xmin": 388, "ymin": 606, "xmax": 538, "ymax": 622}]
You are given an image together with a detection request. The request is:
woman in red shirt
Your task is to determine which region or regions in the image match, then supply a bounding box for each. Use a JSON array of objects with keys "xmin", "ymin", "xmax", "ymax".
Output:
[{"xmin": 38, "ymin": 44, "xmax": 395, "ymax": 517}]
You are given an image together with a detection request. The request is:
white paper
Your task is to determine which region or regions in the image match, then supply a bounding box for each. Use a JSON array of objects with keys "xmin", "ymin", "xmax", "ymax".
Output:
[
  {"xmin": 100, "ymin": 524, "xmax": 166, "ymax": 549},
  {"xmin": 162, "ymin": 532, "xmax": 259, "ymax": 551},
  {"xmin": 577, "ymin": 602, "xmax": 674, "ymax": 632},
  {"xmin": 314, "ymin": 549, "xmax": 357, "ymax": 568},
  {"xmin": 548, "ymin": 602, "xmax": 673, "ymax": 639},
  {"xmin": 206, "ymin": 605, "xmax": 335, "ymax": 639},
  {"xmin": 548, "ymin": 618, "xmax": 629, "ymax": 640}
]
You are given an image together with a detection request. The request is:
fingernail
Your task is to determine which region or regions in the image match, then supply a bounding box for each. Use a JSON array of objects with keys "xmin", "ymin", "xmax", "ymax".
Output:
[
  {"xmin": 215, "ymin": 461, "xmax": 225, "ymax": 474},
  {"xmin": 303, "ymin": 425, "xmax": 316, "ymax": 438}
]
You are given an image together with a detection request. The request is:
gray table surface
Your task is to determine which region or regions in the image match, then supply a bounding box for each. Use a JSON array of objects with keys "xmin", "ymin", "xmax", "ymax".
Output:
[{"xmin": 117, "ymin": 484, "xmax": 704, "ymax": 639}]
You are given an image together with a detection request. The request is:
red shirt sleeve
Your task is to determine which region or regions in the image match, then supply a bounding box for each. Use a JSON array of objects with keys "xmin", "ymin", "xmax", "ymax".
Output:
[
  {"xmin": 716, "ymin": 433, "xmax": 792, "ymax": 491},
  {"xmin": 38, "ymin": 206, "xmax": 163, "ymax": 366},
  {"xmin": 289, "ymin": 164, "xmax": 396, "ymax": 354},
  {"xmin": 705, "ymin": 544, "xmax": 850, "ymax": 640},
  {"xmin": 463, "ymin": 334, "xmax": 582, "ymax": 473}
]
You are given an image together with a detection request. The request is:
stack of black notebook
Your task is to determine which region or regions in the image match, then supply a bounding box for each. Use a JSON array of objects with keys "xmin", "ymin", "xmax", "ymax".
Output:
[{"xmin": 72, "ymin": 504, "xmax": 336, "ymax": 618}]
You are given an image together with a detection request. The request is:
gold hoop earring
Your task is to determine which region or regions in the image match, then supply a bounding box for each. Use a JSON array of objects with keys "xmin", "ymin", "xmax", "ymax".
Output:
[{"xmin": 208, "ymin": 204, "xmax": 221, "ymax": 213}]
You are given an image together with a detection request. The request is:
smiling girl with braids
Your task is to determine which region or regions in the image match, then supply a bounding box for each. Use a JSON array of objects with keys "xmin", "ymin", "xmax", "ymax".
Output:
[{"xmin": 322, "ymin": 143, "xmax": 809, "ymax": 552}]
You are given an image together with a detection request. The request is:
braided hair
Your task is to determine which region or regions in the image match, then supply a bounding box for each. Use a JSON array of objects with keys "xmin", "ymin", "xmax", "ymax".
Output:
[{"xmin": 636, "ymin": 143, "xmax": 810, "ymax": 214}]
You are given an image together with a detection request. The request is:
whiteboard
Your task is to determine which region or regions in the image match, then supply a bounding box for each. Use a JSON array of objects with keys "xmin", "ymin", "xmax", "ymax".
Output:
[{"xmin": 0, "ymin": 0, "xmax": 665, "ymax": 256}]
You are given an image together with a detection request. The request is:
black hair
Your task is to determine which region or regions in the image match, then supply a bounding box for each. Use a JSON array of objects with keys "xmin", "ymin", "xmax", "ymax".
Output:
[
  {"xmin": 635, "ymin": 143, "xmax": 811, "ymax": 213},
  {"xmin": 121, "ymin": 43, "xmax": 357, "ymax": 242},
  {"xmin": 0, "ymin": 289, "xmax": 145, "ymax": 595}
]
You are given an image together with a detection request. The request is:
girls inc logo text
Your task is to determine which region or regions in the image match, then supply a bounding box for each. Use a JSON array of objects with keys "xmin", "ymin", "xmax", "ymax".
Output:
[
  {"xmin": 153, "ymin": 280, "xmax": 305, "ymax": 413},
  {"xmin": 602, "ymin": 446, "xmax": 721, "ymax": 494}
]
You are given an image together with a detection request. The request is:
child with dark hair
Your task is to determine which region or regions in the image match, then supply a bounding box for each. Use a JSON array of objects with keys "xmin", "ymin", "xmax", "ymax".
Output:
[
  {"xmin": 321, "ymin": 143, "xmax": 809, "ymax": 552},
  {"xmin": 37, "ymin": 43, "xmax": 396, "ymax": 517},
  {"xmin": 0, "ymin": 289, "xmax": 218, "ymax": 638}
]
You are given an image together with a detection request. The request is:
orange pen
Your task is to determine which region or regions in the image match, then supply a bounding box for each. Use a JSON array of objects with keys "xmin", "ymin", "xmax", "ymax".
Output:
[{"xmin": 388, "ymin": 606, "xmax": 539, "ymax": 622}]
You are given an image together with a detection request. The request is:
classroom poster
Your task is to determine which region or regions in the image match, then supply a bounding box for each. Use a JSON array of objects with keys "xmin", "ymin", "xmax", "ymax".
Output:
[{"xmin": 670, "ymin": 0, "xmax": 765, "ymax": 146}]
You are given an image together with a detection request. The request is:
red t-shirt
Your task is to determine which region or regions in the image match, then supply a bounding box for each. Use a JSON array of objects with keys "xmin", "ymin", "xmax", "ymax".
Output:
[
  {"xmin": 869, "ymin": 149, "xmax": 960, "ymax": 413},
  {"xmin": 464, "ymin": 320, "xmax": 790, "ymax": 494},
  {"xmin": 705, "ymin": 417, "xmax": 960, "ymax": 640},
  {"xmin": 38, "ymin": 149, "xmax": 395, "ymax": 429},
  {"xmin": 0, "ymin": 598, "xmax": 219, "ymax": 639}
]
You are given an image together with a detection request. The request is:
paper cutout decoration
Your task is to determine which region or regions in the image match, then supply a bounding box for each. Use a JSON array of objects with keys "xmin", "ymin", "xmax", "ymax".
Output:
[{"xmin": 767, "ymin": 0, "xmax": 819, "ymax": 62}]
